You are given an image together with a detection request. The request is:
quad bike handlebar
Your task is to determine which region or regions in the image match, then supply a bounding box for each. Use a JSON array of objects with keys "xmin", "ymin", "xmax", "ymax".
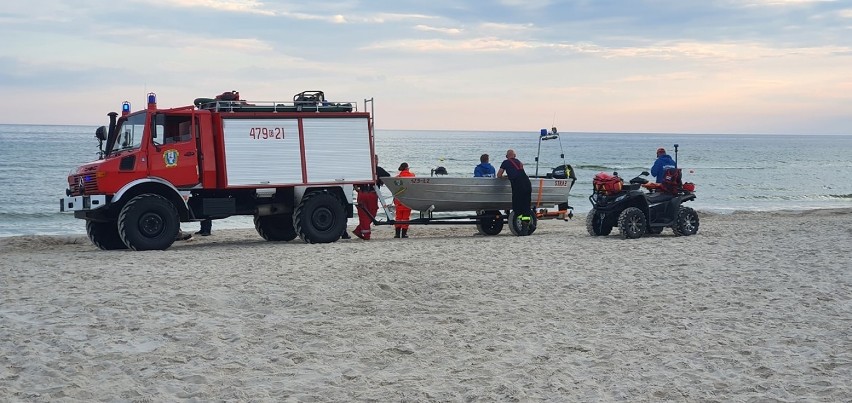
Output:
[{"xmin": 629, "ymin": 171, "xmax": 651, "ymax": 185}]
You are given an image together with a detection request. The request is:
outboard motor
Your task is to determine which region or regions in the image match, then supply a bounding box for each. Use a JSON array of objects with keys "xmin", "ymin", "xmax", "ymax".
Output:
[{"xmin": 551, "ymin": 165, "xmax": 570, "ymax": 179}]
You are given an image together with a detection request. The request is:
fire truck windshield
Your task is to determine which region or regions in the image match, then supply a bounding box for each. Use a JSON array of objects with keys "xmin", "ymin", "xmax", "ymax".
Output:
[{"xmin": 111, "ymin": 113, "xmax": 146, "ymax": 155}]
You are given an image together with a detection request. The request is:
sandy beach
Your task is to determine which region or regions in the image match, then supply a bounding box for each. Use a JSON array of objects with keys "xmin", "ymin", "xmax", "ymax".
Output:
[{"xmin": 1, "ymin": 209, "xmax": 850, "ymax": 401}]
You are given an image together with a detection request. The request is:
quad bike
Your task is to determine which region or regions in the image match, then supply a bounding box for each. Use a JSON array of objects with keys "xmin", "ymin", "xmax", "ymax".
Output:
[{"xmin": 586, "ymin": 145, "xmax": 699, "ymax": 239}]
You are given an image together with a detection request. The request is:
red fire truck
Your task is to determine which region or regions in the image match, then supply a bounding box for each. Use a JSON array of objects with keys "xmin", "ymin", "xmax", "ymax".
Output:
[{"xmin": 60, "ymin": 90, "xmax": 377, "ymax": 251}]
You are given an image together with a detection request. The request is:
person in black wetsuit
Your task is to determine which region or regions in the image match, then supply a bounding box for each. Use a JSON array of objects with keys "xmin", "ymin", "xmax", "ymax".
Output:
[{"xmin": 497, "ymin": 149, "xmax": 533, "ymax": 235}]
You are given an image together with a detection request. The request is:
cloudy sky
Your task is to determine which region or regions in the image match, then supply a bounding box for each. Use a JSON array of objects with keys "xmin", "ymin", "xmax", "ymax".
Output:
[{"xmin": 1, "ymin": 1, "xmax": 850, "ymax": 134}]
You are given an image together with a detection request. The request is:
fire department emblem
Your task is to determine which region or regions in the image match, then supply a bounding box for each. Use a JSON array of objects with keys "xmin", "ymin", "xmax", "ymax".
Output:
[{"xmin": 164, "ymin": 149, "xmax": 179, "ymax": 167}]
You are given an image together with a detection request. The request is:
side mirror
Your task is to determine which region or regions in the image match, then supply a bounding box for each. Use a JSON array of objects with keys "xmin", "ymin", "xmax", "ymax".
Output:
[
  {"xmin": 95, "ymin": 126, "xmax": 107, "ymax": 141},
  {"xmin": 641, "ymin": 171, "xmax": 650, "ymax": 176}
]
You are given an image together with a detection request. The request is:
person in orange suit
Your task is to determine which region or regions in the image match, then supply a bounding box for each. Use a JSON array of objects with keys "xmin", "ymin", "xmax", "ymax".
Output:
[
  {"xmin": 394, "ymin": 162, "xmax": 415, "ymax": 238},
  {"xmin": 352, "ymin": 155, "xmax": 390, "ymax": 240}
]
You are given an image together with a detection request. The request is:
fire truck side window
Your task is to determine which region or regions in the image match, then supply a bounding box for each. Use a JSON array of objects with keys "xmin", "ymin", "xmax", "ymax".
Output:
[{"xmin": 153, "ymin": 115, "xmax": 193, "ymax": 145}]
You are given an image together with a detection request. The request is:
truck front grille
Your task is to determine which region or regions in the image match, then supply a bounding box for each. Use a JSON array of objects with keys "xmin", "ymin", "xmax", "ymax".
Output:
[{"xmin": 70, "ymin": 174, "xmax": 99, "ymax": 196}]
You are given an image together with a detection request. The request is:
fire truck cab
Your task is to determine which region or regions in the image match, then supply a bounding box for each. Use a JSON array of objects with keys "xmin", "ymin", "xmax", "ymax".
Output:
[{"xmin": 61, "ymin": 91, "xmax": 377, "ymax": 251}]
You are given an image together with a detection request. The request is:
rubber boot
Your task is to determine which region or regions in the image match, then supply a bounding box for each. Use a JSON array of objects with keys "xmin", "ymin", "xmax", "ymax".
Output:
[
  {"xmin": 401, "ymin": 229, "xmax": 408, "ymax": 238},
  {"xmin": 394, "ymin": 228, "xmax": 401, "ymax": 238}
]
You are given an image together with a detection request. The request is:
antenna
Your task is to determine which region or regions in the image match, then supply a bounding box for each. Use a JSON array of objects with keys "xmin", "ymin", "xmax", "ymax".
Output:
[{"xmin": 674, "ymin": 144, "xmax": 679, "ymax": 167}]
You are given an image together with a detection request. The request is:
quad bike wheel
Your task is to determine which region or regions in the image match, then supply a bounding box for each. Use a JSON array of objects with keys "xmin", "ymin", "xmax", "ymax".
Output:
[
  {"xmin": 618, "ymin": 207, "xmax": 647, "ymax": 239},
  {"xmin": 586, "ymin": 209, "xmax": 613, "ymax": 236},
  {"xmin": 673, "ymin": 206, "xmax": 699, "ymax": 236}
]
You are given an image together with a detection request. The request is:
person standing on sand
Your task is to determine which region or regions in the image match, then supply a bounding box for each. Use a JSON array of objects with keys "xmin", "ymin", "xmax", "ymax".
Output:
[
  {"xmin": 352, "ymin": 155, "xmax": 391, "ymax": 240},
  {"xmin": 473, "ymin": 153, "xmax": 496, "ymax": 178},
  {"xmin": 497, "ymin": 149, "xmax": 533, "ymax": 235},
  {"xmin": 394, "ymin": 162, "xmax": 415, "ymax": 238},
  {"xmin": 195, "ymin": 219, "xmax": 212, "ymax": 236}
]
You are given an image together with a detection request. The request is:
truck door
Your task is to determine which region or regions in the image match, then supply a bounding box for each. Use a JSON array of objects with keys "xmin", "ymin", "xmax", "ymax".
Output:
[{"xmin": 149, "ymin": 114, "xmax": 200, "ymax": 187}]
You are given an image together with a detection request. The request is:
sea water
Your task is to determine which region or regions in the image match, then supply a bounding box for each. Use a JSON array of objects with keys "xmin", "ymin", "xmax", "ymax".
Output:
[{"xmin": 1, "ymin": 124, "xmax": 850, "ymax": 237}]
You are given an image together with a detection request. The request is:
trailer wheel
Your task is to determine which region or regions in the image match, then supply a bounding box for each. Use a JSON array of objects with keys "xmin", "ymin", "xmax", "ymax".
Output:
[
  {"xmin": 585, "ymin": 209, "xmax": 612, "ymax": 236},
  {"xmin": 254, "ymin": 214, "xmax": 297, "ymax": 241},
  {"xmin": 618, "ymin": 207, "xmax": 646, "ymax": 239},
  {"xmin": 294, "ymin": 192, "xmax": 346, "ymax": 244},
  {"xmin": 508, "ymin": 210, "xmax": 537, "ymax": 236},
  {"xmin": 118, "ymin": 193, "xmax": 179, "ymax": 251},
  {"xmin": 86, "ymin": 220, "xmax": 128, "ymax": 250},
  {"xmin": 476, "ymin": 210, "xmax": 504, "ymax": 235}
]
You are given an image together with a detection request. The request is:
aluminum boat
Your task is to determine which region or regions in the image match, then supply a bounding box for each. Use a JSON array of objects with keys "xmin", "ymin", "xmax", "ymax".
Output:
[{"xmin": 381, "ymin": 175, "xmax": 575, "ymax": 212}]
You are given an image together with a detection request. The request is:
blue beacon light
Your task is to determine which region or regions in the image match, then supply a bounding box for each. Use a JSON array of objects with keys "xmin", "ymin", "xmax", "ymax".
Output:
[
  {"xmin": 147, "ymin": 92, "xmax": 156, "ymax": 105},
  {"xmin": 121, "ymin": 101, "xmax": 131, "ymax": 116}
]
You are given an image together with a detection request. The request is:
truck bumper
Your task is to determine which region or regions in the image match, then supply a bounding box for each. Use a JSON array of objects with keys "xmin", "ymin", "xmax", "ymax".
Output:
[{"xmin": 60, "ymin": 195, "xmax": 107, "ymax": 212}]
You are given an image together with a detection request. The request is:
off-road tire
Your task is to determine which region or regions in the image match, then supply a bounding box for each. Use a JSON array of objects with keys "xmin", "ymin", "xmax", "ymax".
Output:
[
  {"xmin": 618, "ymin": 207, "xmax": 647, "ymax": 239},
  {"xmin": 508, "ymin": 209, "xmax": 537, "ymax": 236},
  {"xmin": 118, "ymin": 193, "xmax": 179, "ymax": 251},
  {"xmin": 476, "ymin": 210, "xmax": 504, "ymax": 235},
  {"xmin": 294, "ymin": 191, "xmax": 346, "ymax": 244},
  {"xmin": 586, "ymin": 209, "xmax": 613, "ymax": 236},
  {"xmin": 673, "ymin": 206, "xmax": 699, "ymax": 236},
  {"xmin": 86, "ymin": 220, "xmax": 128, "ymax": 250},
  {"xmin": 254, "ymin": 214, "xmax": 297, "ymax": 241}
]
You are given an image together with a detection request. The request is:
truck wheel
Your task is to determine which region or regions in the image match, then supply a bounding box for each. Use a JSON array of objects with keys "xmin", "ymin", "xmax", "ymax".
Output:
[
  {"xmin": 254, "ymin": 214, "xmax": 297, "ymax": 241},
  {"xmin": 294, "ymin": 192, "xmax": 346, "ymax": 244},
  {"xmin": 585, "ymin": 209, "xmax": 612, "ymax": 236},
  {"xmin": 475, "ymin": 210, "xmax": 504, "ymax": 235},
  {"xmin": 673, "ymin": 206, "xmax": 699, "ymax": 236},
  {"xmin": 86, "ymin": 220, "xmax": 128, "ymax": 250},
  {"xmin": 508, "ymin": 210, "xmax": 537, "ymax": 236},
  {"xmin": 118, "ymin": 193, "xmax": 179, "ymax": 251},
  {"xmin": 618, "ymin": 207, "xmax": 646, "ymax": 239}
]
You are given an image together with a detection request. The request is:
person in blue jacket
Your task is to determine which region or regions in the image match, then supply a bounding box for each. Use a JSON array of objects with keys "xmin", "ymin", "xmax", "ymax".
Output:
[
  {"xmin": 651, "ymin": 147, "xmax": 676, "ymax": 183},
  {"xmin": 473, "ymin": 153, "xmax": 496, "ymax": 177}
]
